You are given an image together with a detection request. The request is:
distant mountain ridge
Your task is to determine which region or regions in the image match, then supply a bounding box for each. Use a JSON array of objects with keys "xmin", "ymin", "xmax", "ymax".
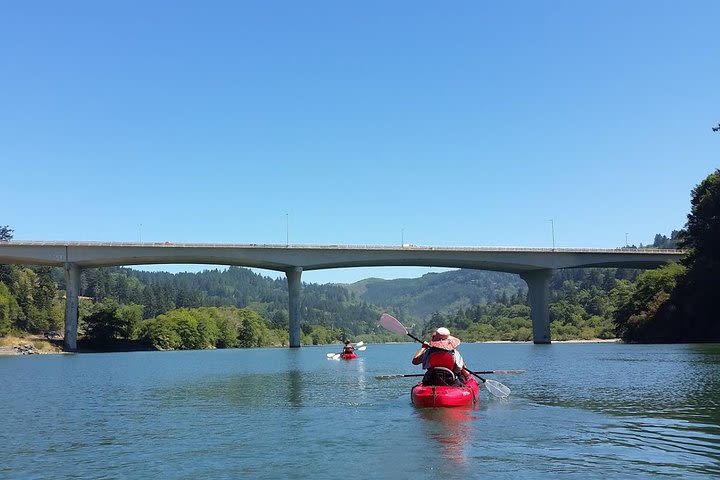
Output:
[{"xmin": 345, "ymin": 269, "xmax": 527, "ymax": 320}]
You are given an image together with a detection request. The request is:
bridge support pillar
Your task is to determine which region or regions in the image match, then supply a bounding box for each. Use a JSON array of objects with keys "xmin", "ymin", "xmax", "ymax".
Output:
[
  {"xmin": 286, "ymin": 267, "xmax": 302, "ymax": 348},
  {"xmin": 520, "ymin": 269, "xmax": 553, "ymax": 344},
  {"xmin": 63, "ymin": 262, "xmax": 81, "ymax": 352}
]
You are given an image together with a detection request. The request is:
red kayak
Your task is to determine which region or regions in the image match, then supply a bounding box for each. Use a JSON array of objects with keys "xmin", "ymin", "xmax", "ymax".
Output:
[
  {"xmin": 339, "ymin": 352, "xmax": 357, "ymax": 360},
  {"xmin": 411, "ymin": 377, "xmax": 480, "ymax": 408}
]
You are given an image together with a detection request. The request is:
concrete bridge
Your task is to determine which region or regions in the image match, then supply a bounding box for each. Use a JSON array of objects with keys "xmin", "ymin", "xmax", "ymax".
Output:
[{"xmin": 0, "ymin": 241, "xmax": 684, "ymax": 350}]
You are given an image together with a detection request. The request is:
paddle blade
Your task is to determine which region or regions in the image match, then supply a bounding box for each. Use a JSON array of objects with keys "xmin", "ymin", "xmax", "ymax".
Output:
[
  {"xmin": 354, "ymin": 341, "xmax": 364, "ymax": 348},
  {"xmin": 379, "ymin": 313, "xmax": 408, "ymax": 336},
  {"xmin": 326, "ymin": 353, "xmax": 336, "ymax": 358},
  {"xmin": 471, "ymin": 370, "xmax": 525, "ymax": 375},
  {"xmin": 483, "ymin": 379, "xmax": 511, "ymax": 398},
  {"xmin": 375, "ymin": 373, "xmax": 424, "ymax": 379},
  {"xmin": 357, "ymin": 346, "xmax": 367, "ymax": 351}
]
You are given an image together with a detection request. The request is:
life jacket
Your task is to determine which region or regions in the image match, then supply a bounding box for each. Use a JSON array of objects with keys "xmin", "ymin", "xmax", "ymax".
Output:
[{"xmin": 425, "ymin": 347, "xmax": 456, "ymax": 371}]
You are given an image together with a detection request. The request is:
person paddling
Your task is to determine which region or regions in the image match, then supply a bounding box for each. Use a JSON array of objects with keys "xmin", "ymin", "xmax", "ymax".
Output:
[
  {"xmin": 342, "ymin": 340, "xmax": 355, "ymax": 355},
  {"xmin": 411, "ymin": 327, "xmax": 470, "ymax": 386}
]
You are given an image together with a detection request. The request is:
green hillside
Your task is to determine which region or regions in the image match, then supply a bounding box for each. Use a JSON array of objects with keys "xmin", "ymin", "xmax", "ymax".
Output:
[{"xmin": 347, "ymin": 270, "xmax": 527, "ymax": 320}]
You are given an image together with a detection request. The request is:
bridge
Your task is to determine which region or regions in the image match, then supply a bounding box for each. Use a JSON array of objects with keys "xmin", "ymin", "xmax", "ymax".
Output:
[{"xmin": 0, "ymin": 241, "xmax": 684, "ymax": 350}]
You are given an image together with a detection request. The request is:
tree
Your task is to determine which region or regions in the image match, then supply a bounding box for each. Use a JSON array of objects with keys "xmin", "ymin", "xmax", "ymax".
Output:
[
  {"xmin": 612, "ymin": 169, "xmax": 720, "ymax": 342},
  {"xmin": 117, "ymin": 303, "xmax": 144, "ymax": 340},
  {"xmin": 0, "ymin": 225, "xmax": 14, "ymax": 288},
  {"xmin": 0, "ymin": 225, "xmax": 13, "ymax": 241},
  {"xmin": 674, "ymin": 169, "xmax": 720, "ymax": 341},
  {"xmin": 652, "ymin": 231, "xmax": 681, "ymax": 249},
  {"xmin": 612, "ymin": 263, "xmax": 686, "ymax": 342},
  {"xmin": 0, "ymin": 282, "xmax": 21, "ymax": 335},
  {"xmin": 84, "ymin": 300, "xmax": 125, "ymax": 346},
  {"xmin": 679, "ymin": 169, "xmax": 720, "ymax": 266},
  {"xmin": 237, "ymin": 308, "xmax": 268, "ymax": 347},
  {"xmin": 138, "ymin": 316, "xmax": 181, "ymax": 350}
]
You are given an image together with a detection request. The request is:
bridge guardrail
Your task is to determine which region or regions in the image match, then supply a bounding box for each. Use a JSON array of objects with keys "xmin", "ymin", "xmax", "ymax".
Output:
[{"xmin": 2, "ymin": 240, "xmax": 684, "ymax": 255}]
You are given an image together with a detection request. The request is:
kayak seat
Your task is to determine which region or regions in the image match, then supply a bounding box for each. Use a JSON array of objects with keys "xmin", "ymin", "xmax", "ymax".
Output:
[{"xmin": 422, "ymin": 367, "xmax": 457, "ymax": 386}]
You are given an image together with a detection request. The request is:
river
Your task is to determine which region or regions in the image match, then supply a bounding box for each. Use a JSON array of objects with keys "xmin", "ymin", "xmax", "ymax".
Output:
[{"xmin": 2, "ymin": 342, "xmax": 719, "ymax": 479}]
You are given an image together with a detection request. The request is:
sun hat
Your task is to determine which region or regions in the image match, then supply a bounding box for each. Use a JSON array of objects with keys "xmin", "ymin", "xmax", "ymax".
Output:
[{"xmin": 428, "ymin": 327, "xmax": 461, "ymax": 350}]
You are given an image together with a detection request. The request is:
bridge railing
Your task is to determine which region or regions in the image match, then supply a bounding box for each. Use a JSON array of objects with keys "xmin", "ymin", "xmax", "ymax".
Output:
[{"xmin": 2, "ymin": 240, "xmax": 684, "ymax": 254}]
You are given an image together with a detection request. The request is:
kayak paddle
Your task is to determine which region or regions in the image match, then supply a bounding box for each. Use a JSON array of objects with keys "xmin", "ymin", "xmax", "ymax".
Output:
[
  {"xmin": 375, "ymin": 369, "xmax": 525, "ymax": 379},
  {"xmin": 379, "ymin": 313, "xmax": 512, "ymax": 398}
]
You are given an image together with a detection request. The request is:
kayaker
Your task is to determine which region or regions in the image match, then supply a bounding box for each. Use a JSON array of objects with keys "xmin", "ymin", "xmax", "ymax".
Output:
[
  {"xmin": 342, "ymin": 340, "xmax": 355, "ymax": 355},
  {"xmin": 411, "ymin": 327, "xmax": 471, "ymax": 386}
]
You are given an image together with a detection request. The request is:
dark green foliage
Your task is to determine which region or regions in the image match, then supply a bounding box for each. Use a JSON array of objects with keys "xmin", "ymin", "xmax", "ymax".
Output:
[
  {"xmin": 136, "ymin": 306, "xmax": 285, "ymax": 350},
  {"xmin": 0, "ymin": 225, "xmax": 13, "ymax": 241},
  {"xmin": 680, "ymin": 169, "xmax": 720, "ymax": 266},
  {"xmin": 117, "ymin": 304, "xmax": 144, "ymax": 340},
  {"xmin": 612, "ymin": 263, "xmax": 686, "ymax": 342},
  {"xmin": 673, "ymin": 169, "xmax": 720, "ymax": 341},
  {"xmin": 652, "ymin": 231, "xmax": 681, "ymax": 249},
  {"xmin": 137, "ymin": 315, "xmax": 181, "ymax": 350},
  {"xmin": 0, "ymin": 263, "xmax": 62, "ymax": 334},
  {"xmin": 0, "ymin": 282, "xmax": 20, "ymax": 335},
  {"xmin": 613, "ymin": 169, "xmax": 720, "ymax": 342},
  {"xmin": 84, "ymin": 300, "xmax": 126, "ymax": 347}
]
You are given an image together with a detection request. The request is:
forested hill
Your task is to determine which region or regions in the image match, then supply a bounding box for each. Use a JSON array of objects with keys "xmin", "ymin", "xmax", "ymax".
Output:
[
  {"xmin": 82, "ymin": 266, "xmax": 526, "ymax": 326},
  {"xmin": 347, "ymin": 270, "xmax": 526, "ymax": 319}
]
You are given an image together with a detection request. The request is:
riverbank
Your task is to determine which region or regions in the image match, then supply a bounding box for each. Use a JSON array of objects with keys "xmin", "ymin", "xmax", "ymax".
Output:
[
  {"xmin": 0, "ymin": 336, "xmax": 624, "ymax": 356},
  {"xmin": 0, "ymin": 335, "xmax": 65, "ymax": 355}
]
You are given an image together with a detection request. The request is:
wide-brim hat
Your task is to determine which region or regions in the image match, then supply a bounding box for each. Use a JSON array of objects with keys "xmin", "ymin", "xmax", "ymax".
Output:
[{"xmin": 429, "ymin": 327, "xmax": 460, "ymax": 350}]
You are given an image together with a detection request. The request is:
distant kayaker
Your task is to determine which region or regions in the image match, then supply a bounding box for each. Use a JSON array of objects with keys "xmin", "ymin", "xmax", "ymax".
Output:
[
  {"xmin": 411, "ymin": 327, "xmax": 470, "ymax": 386},
  {"xmin": 342, "ymin": 340, "xmax": 355, "ymax": 355}
]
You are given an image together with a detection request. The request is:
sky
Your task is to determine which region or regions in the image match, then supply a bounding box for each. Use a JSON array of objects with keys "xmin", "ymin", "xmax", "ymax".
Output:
[{"xmin": 2, "ymin": 1, "xmax": 718, "ymax": 284}]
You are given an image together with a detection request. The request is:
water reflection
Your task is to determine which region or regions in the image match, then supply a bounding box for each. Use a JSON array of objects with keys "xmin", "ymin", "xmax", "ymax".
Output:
[
  {"xmin": 354, "ymin": 359, "xmax": 367, "ymax": 403},
  {"xmin": 287, "ymin": 369, "xmax": 302, "ymax": 407},
  {"xmin": 415, "ymin": 408, "xmax": 475, "ymax": 467},
  {"xmin": 4, "ymin": 344, "xmax": 720, "ymax": 478},
  {"xmin": 153, "ymin": 372, "xmax": 309, "ymax": 409}
]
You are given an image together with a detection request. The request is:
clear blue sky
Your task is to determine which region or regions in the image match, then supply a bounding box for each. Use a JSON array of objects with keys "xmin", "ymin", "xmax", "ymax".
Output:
[{"xmin": 2, "ymin": 1, "xmax": 718, "ymax": 284}]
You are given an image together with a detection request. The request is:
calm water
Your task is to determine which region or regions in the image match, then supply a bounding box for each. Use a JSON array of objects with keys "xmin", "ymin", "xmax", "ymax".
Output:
[{"xmin": 2, "ymin": 343, "xmax": 720, "ymax": 479}]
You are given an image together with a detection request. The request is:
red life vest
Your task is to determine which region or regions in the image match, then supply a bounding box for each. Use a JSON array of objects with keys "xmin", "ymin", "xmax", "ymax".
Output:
[{"xmin": 425, "ymin": 347, "xmax": 456, "ymax": 370}]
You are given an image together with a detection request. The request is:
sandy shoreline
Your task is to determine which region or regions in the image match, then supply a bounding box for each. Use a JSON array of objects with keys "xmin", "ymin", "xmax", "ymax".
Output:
[
  {"xmin": 0, "ymin": 346, "xmax": 66, "ymax": 356},
  {"xmin": 0, "ymin": 336, "xmax": 65, "ymax": 356}
]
